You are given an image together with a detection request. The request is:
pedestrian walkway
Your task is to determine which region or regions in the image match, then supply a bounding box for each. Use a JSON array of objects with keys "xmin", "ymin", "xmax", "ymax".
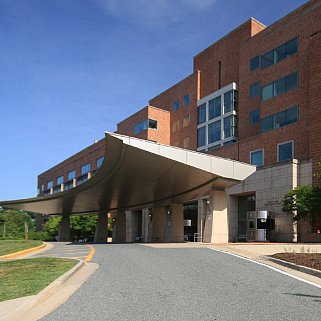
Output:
[{"xmin": 32, "ymin": 242, "xmax": 91, "ymax": 261}]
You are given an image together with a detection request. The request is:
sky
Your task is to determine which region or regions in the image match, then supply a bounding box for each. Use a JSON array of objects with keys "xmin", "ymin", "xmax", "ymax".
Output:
[{"xmin": 0, "ymin": 0, "xmax": 308, "ymax": 200}]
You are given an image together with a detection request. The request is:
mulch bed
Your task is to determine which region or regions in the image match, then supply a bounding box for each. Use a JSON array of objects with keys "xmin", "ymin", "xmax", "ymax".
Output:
[{"xmin": 270, "ymin": 253, "xmax": 321, "ymax": 271}]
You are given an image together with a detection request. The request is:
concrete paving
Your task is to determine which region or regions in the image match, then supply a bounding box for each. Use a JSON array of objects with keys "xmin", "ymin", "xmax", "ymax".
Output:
[{"xmin": 39, "ymin": 243, "xmax": 321, "ymax": 321}]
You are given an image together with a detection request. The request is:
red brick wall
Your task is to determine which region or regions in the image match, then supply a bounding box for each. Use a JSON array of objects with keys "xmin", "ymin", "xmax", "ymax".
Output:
[{"xmin": 149, "ymin": 72, "xmax": 200, "ymax": 150}]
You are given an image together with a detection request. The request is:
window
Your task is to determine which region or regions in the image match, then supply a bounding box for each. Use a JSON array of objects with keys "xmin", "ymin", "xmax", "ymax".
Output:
[
  {"xmin": 198, "ymin": 127, "xmax": 206, "ymax": 147},
  {"xmin": 173, "ymin": 100, "xmax": 179, "ymax": 111},
  {"xmin": 262, "ymin": 72, "xmax": 298, "ymax": 101},
  {"xmin": 223, "ymin": 116, "xmax": 235, "ymax": 139},
  {"xmin": 183, "ymin": 115, "xmax": 190, "ymax": 128},
  {"xmin": 184, "ymin": 94, "xmax": 190, "ymax": 106},
  {"xmin": 64, "ymin": 181, "xmax": 74, "ymax": 190},
  {"xmin": 261, "ymin": 115, "xmax": 273, "ymax": 132},
  {"xmin": 208, "ymin": 120, "xmax": 221, "ymax": 144},
  {"xmin": 134, "ymin": 119, "xmax": 158, "ymax": 134},
  {"xmin": 250, "ymin": 56, "xmax": 260, "ymax": 71},
  {"xmin": 224, "ymin": 90, "xmax": 233, "ymax": 113},
  {"xmin": 183, "ymin": 137, "xmax": 190, "ymax": 149},
  {"xmin": 47, "ymin": 181, "xmax": 53, "ymax": 189},
  {"xmin": 278, "ymin": 141, "xmax": 293, "ymax": 162},
  {"xmin": 68, "ymin": 170, "xmax": 76, "ymax": 181},
  {"xmin": 250, "ymin": 149, "xmax": 264, "ymax": 166},
  {"xmin": 172, "ymin": 120, "xmax": 180, "ymax": 132},
  {"xmin": 209, "ymin": 96, "xmax": 221, "ymax": 120},
  {"xmin": 250, "ymin": 110, "xmax": 260, "ymax": 125},
  {"xmin": 97, "ymin": 157, "xmax": 104, "ymax": 169},
  {"xmin": 57, "ymin": 176, "xmax": 64, "ymax": 185},
  {"xmin": 41, "ymin": 184, "xmax": 44, "ymax": 191},
  {"xmin": 81, "ymin": 163, "xmax": 91, "ymax": 175},
  {"xmin": 250, "ymin": 82, "xmax": 260, "ymax": 98},
  {"xmin": 261, "ymin": 37, "xmax": 298, "ymax": 69},
  {"xmin": 198, "ymin": 103, "xmax": 206, "ymax": 124}
]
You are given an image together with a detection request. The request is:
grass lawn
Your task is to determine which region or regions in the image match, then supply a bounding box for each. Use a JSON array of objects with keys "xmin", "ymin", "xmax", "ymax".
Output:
[
  {"xmin": 0, "ymin": 258, "xmax": 78, "ymax": 302},
  {"xmin": 0, "ymin": 240, "xmax": 43, "ymax": 256}
]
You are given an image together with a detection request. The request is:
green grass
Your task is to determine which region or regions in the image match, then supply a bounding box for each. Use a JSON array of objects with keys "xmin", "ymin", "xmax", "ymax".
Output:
[
  {"xmin": 0, "ymin": 258, "xmax": 78, "ymax": 302},
  {"xmin": 0, "ymin": 240, "xmax": 43, "ymax": 256}
]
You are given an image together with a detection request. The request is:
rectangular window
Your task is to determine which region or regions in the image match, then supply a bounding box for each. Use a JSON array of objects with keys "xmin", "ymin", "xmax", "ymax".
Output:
[
  {"xmin": 57, "ymin": 176, "xmax": 64, "ymax": 185},
  {"xmin": 208, "ymin": 96, "xmax": 221, "ymax": 120},
  {"xmin": 250, "ymin": 110, "xmax": 260, "ymax": 125},
  {"xmin": 278, "ymin": 141, "xmax": 293, "ymax": 162},
  {"xmin": 250, "ymin": 56, "xmax": 260, "ymax": 71},
  {"xmin": 173, "ymin": 100, "xmax": 179, "ymax": 111},
  {"xmin": 285, "ymin": 72, "xmax": 298, "ymax": 92},
  {"xmin": 250, "ymin": 149, "xmax": 264, "ymax": 166},
  {"xmin": 148, "ymin": 119, "xmax": 158, "ymax": 130},
  {"xmin": 183, "ymin": 115, "xmax": 190, "ymax": 128},
  {"xmin": 134, "ymin": 119, "xmax": 158, "ymax": 134},
  {"xmin": 250, "ymin": 82, "xmax": 260, "ymax": 98},
  {"xmin": 262, "ymin": 84, "xmax": 273, "ymax": 101},
  {"xmin": 285, "ymin": 106, "xmax": 298, "ymax": 125},
  {"xmin": 224, "ymin": 91, "xmax": 233, "ymax": 113},
  {"xmin": 208, "ymin": 120, "xmax": 221, "ymax": 144},
  {"xmin": 68, "ymin": 170, "xmax": 76, "ymax": 181},
  {"xmin": 81, "ymin": 163, "xmax": 91, "ymax": 175},
  {"xmin": 198, "ymin": 103, "xmax": 206, "ymax": 124},
  {"xmin": 261, "ymin": 115, "xmax": 273, "ymax": 132},
  {"xmin": 197, "ymin": 127, "xmax": 206, "ymax": 147},
  {"xmin": 184, "ymin": 94, "xmax": 190, "ymax": 106},
  {"xmin": 223, "ymin": 116, "xmax": 234, "ymax": 139},
  {"xmin": 64, "ymin": 181, "xmax": 74, "ymax": 190},
  {"xmin": 261, "ymin": 50, "xmax": 274, "ymax": 69},
  {"xmin": 274, "ymin": 111, "xmax": 286, "ymax": 129},
  {"xmin": 96, "ymin": 156, "xmax": 104, "ymax": 169},
  {"xmin": 47, "ymin": 181, "xmax": 53, "ymax": 189},
  {"xmin": 183, "ymin": 137, "xmax": 190, "ymax": 149}
]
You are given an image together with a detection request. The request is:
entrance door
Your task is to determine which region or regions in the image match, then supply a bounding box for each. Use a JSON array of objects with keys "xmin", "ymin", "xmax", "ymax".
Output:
[{"xmin": 183, "ymin": 202, "xmax": 198, "ymax": 241}]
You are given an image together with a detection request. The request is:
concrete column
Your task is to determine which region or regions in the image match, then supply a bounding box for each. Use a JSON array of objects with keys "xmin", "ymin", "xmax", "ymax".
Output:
[
  {"xmin": 203, "ymin": 190, "xmax": 229, "ymax": 243},
  {"xmin": 152, "ymin": 207, "xmax": 166, "ymax": 242},
  {"xmin": 169, "ymin": 204, "xmax": 184, "ymax": 242},
  {"xmin": 94, "ymin": 213, "xmax": 108, "ymax": 243},
  {"xmin": 142, "ymin": 208, "xmax": 152, "ymax": 242},
  {"xmin": 125, "ymin": 211, "xmax": 138, "ymax": 242},
  {"xmin": 113, "ymin": 211, "xmax": 126, "ymax": 243},
  {"xmin": 61, "ymin": 183, "xmax": 64, "ymax": 192},
  {"xmin": 58, "ymin": 215, "xmax": 71, "ymax": 242},
  {"xmin": 73, "ymin": 178, "xmax": 77, "ymax": 188},
  {"xmin": 198, "ymin": 199, "xmax": 208, "ymax": 242}
]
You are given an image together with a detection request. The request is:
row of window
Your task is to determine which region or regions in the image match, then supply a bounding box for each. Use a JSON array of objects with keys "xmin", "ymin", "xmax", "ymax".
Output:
[
  {"xmin": 134, "ymin": 119, "xmax": 158, "ymax": 135},
  {"xmin": 198, "ymin": 90, "xmax": 237, "ymax": 124},
  {"xmin": 250, "ymin": 141, "xmax": 294, "ymax": 166},
  {"xmin": 198, "ymin": 115, "xmax": 237, "ymax": 148},
  {"xmin": 250, "ymin": 72, "xmax": 298, "ymax": 101},
  {"xmin": 250, "ymin": 106, "xmax": 298, "ymax": 131},
  {"xmin": 173, "ymin": 94, "xmax": 190, "ymax": 112},
  {"xmin": 250, "ymin": 37, "xmax": 298, "ymax": 71},
  {"xmin": 44, "ymin": 156, "xmax": 104, "ymax": 191}
]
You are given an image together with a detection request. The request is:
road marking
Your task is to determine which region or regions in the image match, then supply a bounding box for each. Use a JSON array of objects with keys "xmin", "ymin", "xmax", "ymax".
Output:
[
  {"xmin": 85, "ymin": 244, "xmax": 95, "ymax": 262},
  {"xmin": 208, "ymin": 247, "xmax": 321, "ymax": 289}
]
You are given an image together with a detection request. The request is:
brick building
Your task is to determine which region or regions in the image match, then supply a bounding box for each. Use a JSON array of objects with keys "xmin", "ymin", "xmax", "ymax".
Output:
[{"xmin": 35, "ymin": 0, "xmax": 321, "ymax": 243}]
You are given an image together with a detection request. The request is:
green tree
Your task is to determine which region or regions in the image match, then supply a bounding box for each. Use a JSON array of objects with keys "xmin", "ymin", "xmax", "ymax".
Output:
[
  {"xmin": 70, "ymin": 215, "xmax": 97, "ymax": 241},
  {"xmin": 43, "ymin": 216, "xmax": 61, "ymax": 240}
]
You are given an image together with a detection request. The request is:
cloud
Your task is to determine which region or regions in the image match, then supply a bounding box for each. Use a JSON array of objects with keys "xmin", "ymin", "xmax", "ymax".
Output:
[{"xmin": 96, "ymin": 0, "xmax": 217, "ymax": 26}]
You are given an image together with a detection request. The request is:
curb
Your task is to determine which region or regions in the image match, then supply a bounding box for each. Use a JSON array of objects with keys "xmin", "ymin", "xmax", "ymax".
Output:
[
  {"xmin": 0, "ymin": 259, "xmax": 85, "ymax": 321},
  {"xmin": 265, "ymin": 256, "xmax": 321, "ymax": 278},
  {"xmin": 0, "ymin": 242, "xmax": 47, "ymax": 259}
]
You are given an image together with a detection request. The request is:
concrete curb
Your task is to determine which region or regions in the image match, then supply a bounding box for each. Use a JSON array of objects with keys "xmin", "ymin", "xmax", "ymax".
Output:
[
  {"xmin": 0, "ymin": 259, "xmax": 84, "ymax": 321},
  {"xmin": 0, "ymin": 242, "xmax": 47, "ymax": 259},
  {"xmin": 265, "ymin": 256, "xmax": 321, "ymax": 279}
]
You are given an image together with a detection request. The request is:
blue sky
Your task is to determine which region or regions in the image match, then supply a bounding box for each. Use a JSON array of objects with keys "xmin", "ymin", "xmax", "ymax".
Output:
[{"xmin": 0, "ymin": 0, "xmax": 307, "ymax": 200}]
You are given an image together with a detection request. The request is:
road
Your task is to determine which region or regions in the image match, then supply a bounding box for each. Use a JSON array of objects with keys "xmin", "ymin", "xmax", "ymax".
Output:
[{"xmin": 40, "ymin": 243, "xmax": 321, "ymax": 321}]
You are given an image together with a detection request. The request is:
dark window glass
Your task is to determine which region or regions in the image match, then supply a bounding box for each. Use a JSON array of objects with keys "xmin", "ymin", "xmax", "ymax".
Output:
[
  {"xmin": 261, "ymin": 50, "xmax": 274, "ymax": 68},
  {"xmin": 209, "ymin": 96, "xmax": 221, "ymax": 119},
  {"xmin": 278, "ymin": 142, "xmax": 293, "ymax": 161},
  {"xmin": 81, "ymin": 163, "xmax": 91, "ymax": 175},
  {"xmin": 274, "ymin": 111, "xmax": 286, "ymax": 129},
  {"xmin": 285, "ymin": 106, "xmax": 298, "ymax": 125},
  {"xmin": 57, "ymin": 176, "xmax": 64, "ymax": 185},
  {"xmin": 250, "ymin": 83, "xmax": 260, "ymax": 98},
  {"xmin": 223, "ymin": 116, "xmax": 233, "ymax": 139},
  {"xmin": 274, "ymin": 77, "xmax": 286, "ymax": 96},
  {"xmin": 224, "ymin": 91, "xmax": 233, "ymax": 113},
  {"xmin": 97, "ymin": 157, "xmax": 104, "ymax": 169},
  {"xmin": 250, "ymin": 110, "xmax": 260, "ymax": 125},
  {"xmin": 262, "ymin": 84, "xmax": 273, "ymax": 101},
  {"xmin": 275, "ymin": 44, "xmax": 287, "ymax": 62},
  {"xmin": 198, "ymin": 103, "xmax": 206, "ymax": 124},
  {"xmin": 68, "ymin": 170, "xmax": 76, "ymax": 181},
  {"xmin": 173, "ymin": 100, "xmax": 179, "ymax": 111},
  {"xmin": 285, "ymin": 38, "xmax": 298, "ymax": 57},
  {"xmin": 261, "ymin": 115, "xmax": 273, "ymax": 132},
  {"xmin": 47, "ymin": 181, "xmax": 53, "ymax": 189},
  {"xmin": 208, "ymin": 120, "xmax": 221, "ymax": 144},
  {"xmin": 198, "ymin": 127, "xmax": 206, "ymax": 147},
  {"xmin": 184, "ymin": 94, "xmax": 190, "ymax": 106},
  {"xmin": 134, "ymin": 120, "xmax": 148, "ymax": 134},
  {"xmin": 148, "ymin": 119, "xmax": 158, "ymax": 130},
  {"xmin": 250, "ymin": 56, "xmax": 260, "ymax": 71},
  {"xmin": 285, "ymin": 72, "xmax": 298, "ymax": 92},
  {"xmin": 250, "ymin": 150, "xmax": 263, "ymax": 166}
]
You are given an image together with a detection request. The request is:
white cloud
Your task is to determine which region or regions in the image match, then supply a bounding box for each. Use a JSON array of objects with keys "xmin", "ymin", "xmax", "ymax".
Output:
[{"xmin": 95, "ymin": 0, "xmax": 217, "ymax": 26}]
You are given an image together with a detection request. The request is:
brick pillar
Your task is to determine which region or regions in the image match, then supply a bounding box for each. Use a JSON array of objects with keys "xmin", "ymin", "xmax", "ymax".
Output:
[
  {"xmin": 94, "ymin": 213, "xmax": 108, "ymax": 243},
  {"xmin": 58, "ymin": 215, "xmax": 71, "ymax": 242}
]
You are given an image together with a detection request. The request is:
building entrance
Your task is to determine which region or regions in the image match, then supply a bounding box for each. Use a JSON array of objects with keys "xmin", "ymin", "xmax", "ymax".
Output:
[{"xmin": 183, "ymin": 202, "xmax": 198, "ymax": 241}]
